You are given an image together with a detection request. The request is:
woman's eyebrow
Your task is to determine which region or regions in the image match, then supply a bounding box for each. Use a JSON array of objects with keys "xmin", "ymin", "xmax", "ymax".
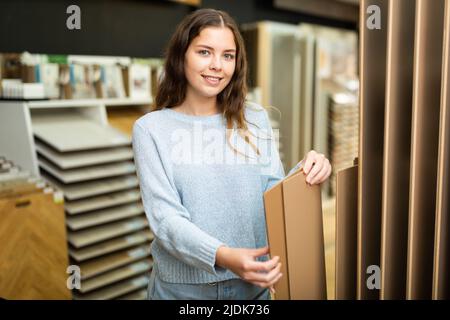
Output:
[{"xmin": 195, "ymin": 44, "xmax": 236, "ymax": 52}]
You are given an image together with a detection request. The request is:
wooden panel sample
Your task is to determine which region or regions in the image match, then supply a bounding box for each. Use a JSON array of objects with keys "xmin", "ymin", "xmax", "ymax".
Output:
[
  {"xmin": 68, "ymin": 217, "xmax": 148, "ymax": 248},
  {"xmin": 66, "ymin": 203, "xmax": 144, "ymax": 230},
  {"xmin": 282, "ymin": 171, "xmax": 327, "ymax": 299},
  {"xmin": 0, "ymin": 191, "xmax": 70, "ymax": 299},
  {"xmin": 79, "ymin": 245, "xmax": 151, "ymax": 280},
  {"xmin": 39, "ymin": 157, "xmax": 135, "ymax": 184},
  {"xmin": 380, "ymin": 0, "xmax": 416, "ymax": 300},
  {"xmin": 117, "ymin": 289, "xmax": 147, "ymax": 300},
  {"xmin": 407, "ymin": 0, "xmax": 446, "ymax": 300},
  {"xmin": 263, "ymin": 181, "xmax": 290, "ymax": 299},
  {"xmin": 43, "ymin": 174, "xmax": 139, "ymax": 201},
  {"xmin": 80, "ymin": 259, "xmax": 152, "ymax": 293},
  {"xmin": 36, "ymin": 140, "xmax": 133, "ymax": 169},
  {"xmin": 32, "ymin": 111, "xmax": 130, "ymax": 152},
  {"xmin": 432, "ymin": 0, "xmax": 450, "ymax": 300},
  {"xmin": 65, "ymin": 189, "xmax": 141, "ymax": 215},
  {"xmin": 73, "ymin": 274, "xmax": 149, "ymax": 300},
  {"xmin": 358, "ymin": 0, "xmax": 389, "ymax": 300},
  {"xmin": 335, "ymin": 164, "xmax": 358, "ymax": 300},
  {"xmin": 69, "ymin": 230, "xmax": 154, "ymax": 262}
]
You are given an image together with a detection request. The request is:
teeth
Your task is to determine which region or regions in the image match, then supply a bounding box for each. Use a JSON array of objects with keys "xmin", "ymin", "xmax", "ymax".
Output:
[{"xmin": 203, "ymin": 76, "xmax": 220, "ymax": 81}]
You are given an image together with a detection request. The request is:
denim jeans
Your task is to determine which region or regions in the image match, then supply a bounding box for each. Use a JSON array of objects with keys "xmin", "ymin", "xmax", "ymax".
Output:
[{"xmin": 147, "ymin": 265, "xmax": 271, "ymax": 300}]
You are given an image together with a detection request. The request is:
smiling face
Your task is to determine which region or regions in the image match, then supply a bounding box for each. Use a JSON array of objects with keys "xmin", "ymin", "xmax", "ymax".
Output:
[{"xmin": 184, "ymin": 26, "xmax": 237, "ymax": 100}]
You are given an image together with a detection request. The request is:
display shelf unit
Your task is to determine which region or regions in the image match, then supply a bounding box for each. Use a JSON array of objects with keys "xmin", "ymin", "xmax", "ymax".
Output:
[{"xmin": 0, "ymin": 97, "xmax": 153, "ymax": 300}]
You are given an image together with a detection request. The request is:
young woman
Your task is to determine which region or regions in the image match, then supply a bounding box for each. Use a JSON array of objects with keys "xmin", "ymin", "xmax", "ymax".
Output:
[{"xmin": 132, "ymin": 8, "xmax": 332, "ymax": 300}]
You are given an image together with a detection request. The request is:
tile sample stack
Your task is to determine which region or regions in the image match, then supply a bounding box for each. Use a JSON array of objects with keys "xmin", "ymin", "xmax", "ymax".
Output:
[
  {"xmin": 328, "ymin": 93, "xmax": 358, "ymax": 196},
  {"xmin": 32, "ymin": 111, "xmax": 153, "ymax": 300}
]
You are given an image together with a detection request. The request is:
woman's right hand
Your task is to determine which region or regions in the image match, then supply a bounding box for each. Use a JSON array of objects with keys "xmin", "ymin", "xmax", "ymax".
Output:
[{"xmin": 215, "ymin": 245, "xmax": 282, "ymax": 290}]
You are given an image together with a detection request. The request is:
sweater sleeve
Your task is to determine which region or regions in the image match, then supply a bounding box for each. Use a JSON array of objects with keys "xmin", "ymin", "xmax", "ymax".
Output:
[{"xmin": 132, "ymin": 122, "xmax": 226, "ymax": 276}]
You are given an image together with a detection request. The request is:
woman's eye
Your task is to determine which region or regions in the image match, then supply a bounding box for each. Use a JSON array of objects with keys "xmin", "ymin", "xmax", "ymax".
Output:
[
  {"xmin": 198, "ymin": 50, "xmax": 210, "ymax": 56},
  {"xmin": 224, "ymin": 53, "xmax": 235, "ymax": 60}
]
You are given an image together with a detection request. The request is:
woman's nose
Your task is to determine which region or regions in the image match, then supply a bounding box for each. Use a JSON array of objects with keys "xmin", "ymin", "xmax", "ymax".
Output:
[{"xmin": 209, "ymin": 56, "xmax": 222, "ymax": 71}]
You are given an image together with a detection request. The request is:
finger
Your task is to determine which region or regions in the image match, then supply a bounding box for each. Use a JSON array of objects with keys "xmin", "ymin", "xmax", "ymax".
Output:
[
  {"xmin": 244, "ymin": 263, "xmax": 281, "ymax": 283},
  {"xmin": 245, "ymin": 262, "xmax": 282, "ymax": 283},
  {"xmin": 320, "ymin": 164, "xmax": 332, "ymax": 184},
  {"xmin": 250, "ymin": 246, "xmax": 270, "ymax": 258},
  {"xmin": 306, "ymin": 156, "xmax": 325, "ymax": 183},
  {"xmin": 319, "ymin": 164, "xmax": 332, "ymax": 184},
  {"xmin": 264, "ymin": 262, "xmax": 282, "ymax": 283},
  {"xmin": 311, "ymin": 161, "xmax": 330, "ymax": 185},
  {"xmin": 251, "ymin": 273, "xmax": 283, "ymax": 289},
  {"xmin": 302, "ymin": 151, "xmax": 316, "ymax": 174},
  {"xmin": 246, "ymin": 256, "xmax": 279, "ymax": 273},
  {"xmin": 268, "ymin": 273, "xmax": 283, "ymax": 287}
]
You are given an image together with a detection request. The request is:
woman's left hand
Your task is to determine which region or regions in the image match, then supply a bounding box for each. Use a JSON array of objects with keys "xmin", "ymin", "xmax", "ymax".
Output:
[{"xmin": 302, "ymin": 150, "xmax": 332, "ymax": 185}]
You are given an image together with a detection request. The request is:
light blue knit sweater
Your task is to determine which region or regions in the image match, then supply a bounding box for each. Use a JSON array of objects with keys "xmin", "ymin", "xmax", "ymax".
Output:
[{"xmin": 132, "ymin": 103, "xmax": 297, "ymax": 284}]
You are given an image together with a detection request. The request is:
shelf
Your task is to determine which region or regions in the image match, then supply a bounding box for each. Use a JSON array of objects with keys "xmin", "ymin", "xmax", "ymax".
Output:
[
  {"xmin": 65, "ymin": 189, "xmax": 141, "ymax": 215},
  {"xmin": 73, "ymin": 274, "xmax": 149, "ymax": 300},
  {"xmin": 32, "ymin": 112, "xmax": 131, "ymax": 152},
  {"xmin": 42, "ymin": 174, "xmax": 139, "ymax": 201},
  {"xmin": 69, "ymin": 230, "xmax": 154, "ymax": 262},
  {"xmin": 67, "ymin": 216, "xmax": 148, "ymax": 248},
  {"xmin": 66, "ymin": 202, "xmax": 144, "ymax": 230},
  {"xmin": 36, "ymin": 141, "xmax": 134, "ymax": 169},
  {"xmin": 79, "ymin": 245, "xmax": 151, "ymax": 280},
  {"xmin": 117, "ymin": 288, "xmax": 147, "ymax": 300},
  {"xmin": 79, "ymin": 259, "xmax": 152, "ymax": 293},
  {"xmin": 27, "ymin": 98, "xmax": 152, "ymax": 109},
  {"xmin": 39, "ymin": 158, "xmax": 135, "ymax": 184}
]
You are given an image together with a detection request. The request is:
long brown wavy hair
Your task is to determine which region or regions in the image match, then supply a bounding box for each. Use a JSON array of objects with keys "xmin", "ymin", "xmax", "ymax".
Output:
[{"xmin": 153, "ymin": 8, "xmax": 261, "ymax": 157}]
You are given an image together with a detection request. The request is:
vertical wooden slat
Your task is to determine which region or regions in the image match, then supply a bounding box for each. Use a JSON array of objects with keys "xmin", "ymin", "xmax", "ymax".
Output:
[
  {"xmin": 358, "ymin": 0, "xmax": 388, "ymax": 300},
  {"xmin": 432, "ymin": 0, "xmax": 450, "ymax": 301},
  {"xmin": 335, "ymin": 164, "xmax": 358, "ymax": 300},
  {"xmin": 380, "ymin": 0, "xmax": 416, "ymax": 300},
  {"xmin": 407, "ymin": 0, "xmax": 446, "ymax": 300}
]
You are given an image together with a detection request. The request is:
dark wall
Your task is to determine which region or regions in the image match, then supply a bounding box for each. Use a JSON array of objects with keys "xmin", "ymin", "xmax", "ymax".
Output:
[{"xmin": 0, "ymin": 0, "xmax": 357, "ymax": 58}]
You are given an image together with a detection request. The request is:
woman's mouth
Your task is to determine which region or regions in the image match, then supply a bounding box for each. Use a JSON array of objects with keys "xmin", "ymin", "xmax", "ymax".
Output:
[{"xmin": 201, "ymin": 75, "xmax": 223, "ymax": 86}]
